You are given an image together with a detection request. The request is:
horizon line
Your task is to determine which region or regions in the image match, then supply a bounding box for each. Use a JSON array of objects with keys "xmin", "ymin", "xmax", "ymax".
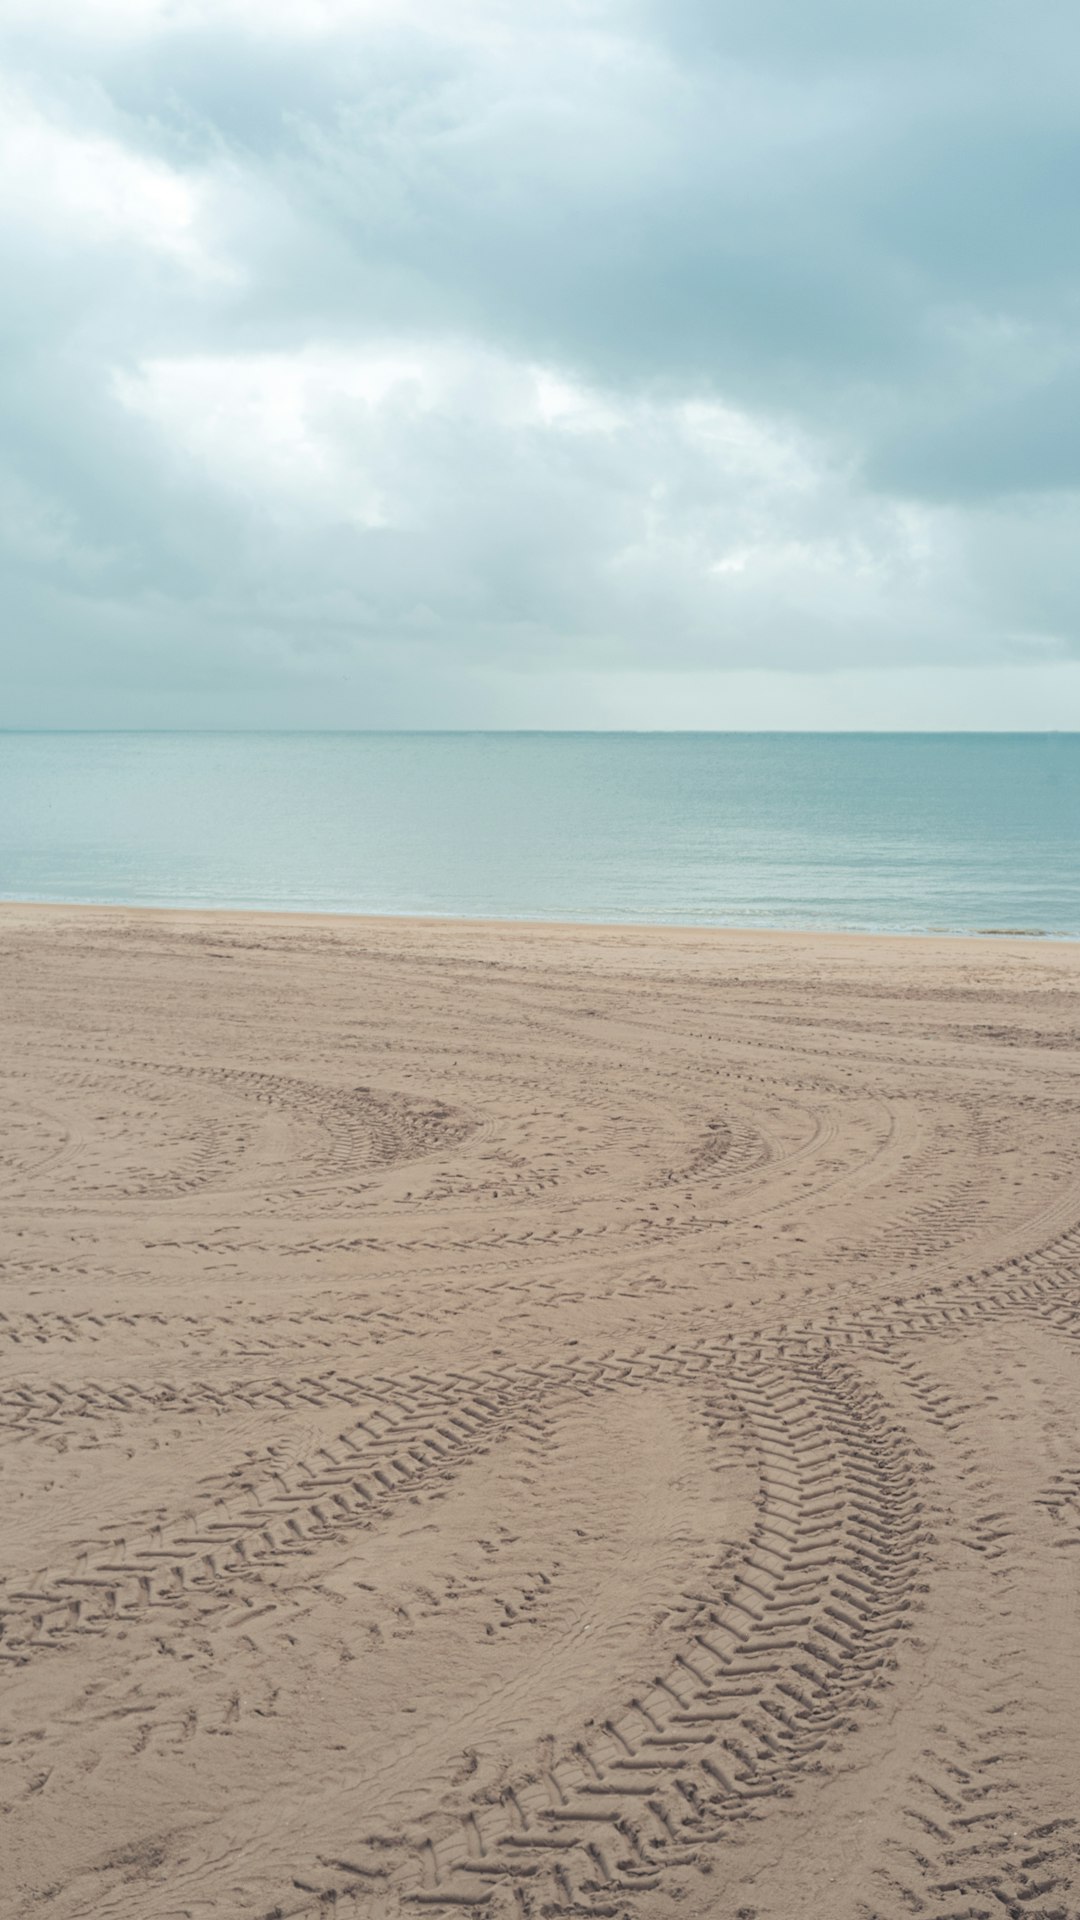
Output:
[{"xmin": 2, "ymin": 728, "xmax": 1079, "ymax": 739}]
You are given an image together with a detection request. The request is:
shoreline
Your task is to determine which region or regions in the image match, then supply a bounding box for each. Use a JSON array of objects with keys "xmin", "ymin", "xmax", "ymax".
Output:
[{"xmin": 0, "ymin": 895, "xmax": 1075, "ymax": 948}]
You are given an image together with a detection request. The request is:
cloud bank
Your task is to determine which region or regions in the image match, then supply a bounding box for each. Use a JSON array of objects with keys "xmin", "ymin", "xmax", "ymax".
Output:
[{"xmin": 3, "ymin": 0, "xmax": 1080, "ymax": 725}]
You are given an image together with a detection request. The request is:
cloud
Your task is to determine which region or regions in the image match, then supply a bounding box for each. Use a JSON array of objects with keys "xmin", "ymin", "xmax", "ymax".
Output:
[
  {"xmin": 1, "ymin": 0, "xmax": 1079, "ymax": 725},
  {"xmin": 88, "ymin": 341, "xmax": 975, "ymax": 683},
  {"xmin": 0, "ymin": 83, "xmax": 231, "ymax": 283}
]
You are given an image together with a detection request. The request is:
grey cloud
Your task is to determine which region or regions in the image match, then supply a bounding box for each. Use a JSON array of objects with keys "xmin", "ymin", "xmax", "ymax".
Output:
[{"xmin": 1, "ymin": 1, "xmax": 1080, "ymax": 726}]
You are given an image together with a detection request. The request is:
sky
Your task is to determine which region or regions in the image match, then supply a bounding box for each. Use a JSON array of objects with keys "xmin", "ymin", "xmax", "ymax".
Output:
[{"xmin": 3, "ymin": 0, "xmax": 1080, "ymax": 729}]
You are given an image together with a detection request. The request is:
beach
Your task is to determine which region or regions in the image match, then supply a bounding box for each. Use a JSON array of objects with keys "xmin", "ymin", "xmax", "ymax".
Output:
[{"xmin": 3, "ymin": 902, "xmax": 1080, "ymax": 1918}]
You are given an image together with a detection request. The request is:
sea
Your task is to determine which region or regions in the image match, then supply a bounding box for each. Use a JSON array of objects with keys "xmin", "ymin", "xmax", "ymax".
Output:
[{"xmin": 1, "ymin": 732, "xmax": 1077, "ymax": 936}]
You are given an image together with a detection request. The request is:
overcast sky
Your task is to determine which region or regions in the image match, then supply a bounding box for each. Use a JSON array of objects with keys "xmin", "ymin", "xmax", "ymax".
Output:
[{"xmin": 3, "ymin": 0, "xmax": 1080, "ymax": 728}]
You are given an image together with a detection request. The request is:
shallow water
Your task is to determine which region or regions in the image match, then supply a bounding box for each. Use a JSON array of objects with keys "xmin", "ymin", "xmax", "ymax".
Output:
[{"xmin": 1, "ymin": 731, "xmax": 1077, "ymax": 934}]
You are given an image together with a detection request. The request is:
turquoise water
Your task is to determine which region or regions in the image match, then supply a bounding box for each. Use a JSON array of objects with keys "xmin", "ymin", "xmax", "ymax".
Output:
[{"xmin": 0, "ymin": 732, "xmax": 1077, "ymax": 935}]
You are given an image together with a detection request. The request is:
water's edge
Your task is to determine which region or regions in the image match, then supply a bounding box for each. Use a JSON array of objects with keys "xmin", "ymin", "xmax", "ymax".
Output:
[{"xmin": 0, "ymin": 894, "xmax": 1074, "ymax": 944}]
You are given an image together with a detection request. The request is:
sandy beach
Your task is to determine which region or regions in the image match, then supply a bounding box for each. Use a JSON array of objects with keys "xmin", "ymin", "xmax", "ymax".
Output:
[{"xmin": 2, "ymin": 904, "xmax": 1080, "ymax": 1920}]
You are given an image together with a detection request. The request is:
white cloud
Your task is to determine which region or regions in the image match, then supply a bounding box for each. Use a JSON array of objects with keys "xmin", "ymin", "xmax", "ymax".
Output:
[
  {"xmin": 0, "ymin": 85, "xmax": 227, "ymax": 275},
  {"xmin": 1, "ymin": 0, "xmax": 389, "ymax": 38},
  {"xmin": 114, "ymin": 350, "xmax": 403, "ymax": 526},
  {"xmin": 108, "ymin": 338, "xmax": 963, "ymax": 674},
  {"xmin": 112, "ymin": 340, "xmax": 827, "ymax": 541},
  {"xmin": 0, "ymin": 0, "xmax": 597, "ymax": 48}
]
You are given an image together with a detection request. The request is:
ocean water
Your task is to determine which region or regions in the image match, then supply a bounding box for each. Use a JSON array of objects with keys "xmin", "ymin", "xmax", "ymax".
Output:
[{"xmin": 0, "ymin": 732, "xmax": 1077, "ymax": 935}]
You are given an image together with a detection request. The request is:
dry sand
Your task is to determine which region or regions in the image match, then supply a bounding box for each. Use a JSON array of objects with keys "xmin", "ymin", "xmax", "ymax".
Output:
[{"xmin": 2, "ymin": 906, "xmax": 1080, "ymax": 1920}]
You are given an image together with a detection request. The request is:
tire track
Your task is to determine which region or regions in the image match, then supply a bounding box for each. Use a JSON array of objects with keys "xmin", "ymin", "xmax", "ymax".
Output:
[{"xmin": 253, "ymin": 1348, "xmax": 926, "ymax": 1919}]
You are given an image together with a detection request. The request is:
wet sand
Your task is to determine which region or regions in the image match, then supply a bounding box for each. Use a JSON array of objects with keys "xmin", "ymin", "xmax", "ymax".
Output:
[{"xmin": 2, "ymin": 905, "xmax": 1080, "ymax": 1920}]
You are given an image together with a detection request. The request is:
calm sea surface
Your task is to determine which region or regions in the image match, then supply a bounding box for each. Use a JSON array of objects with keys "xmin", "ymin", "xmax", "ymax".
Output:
[{"xmin": 1, "ymin": 732, "xmax": 1077, "ymax": 935}]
